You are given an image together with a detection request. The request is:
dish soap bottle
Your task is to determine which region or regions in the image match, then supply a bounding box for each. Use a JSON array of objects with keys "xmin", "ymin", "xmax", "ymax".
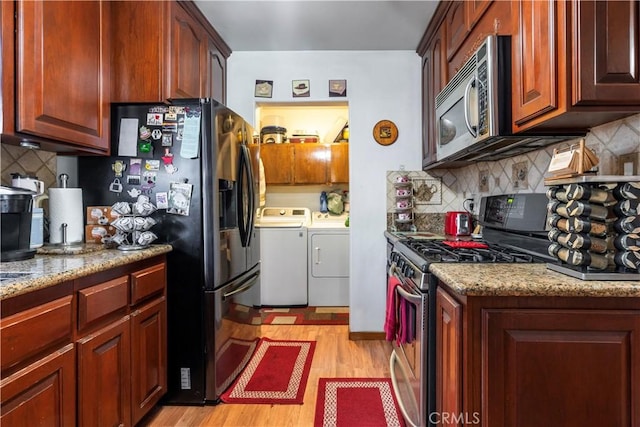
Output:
[{"xmin": 320, "ymin": 191, "xmax": 328, "ymax": 213}]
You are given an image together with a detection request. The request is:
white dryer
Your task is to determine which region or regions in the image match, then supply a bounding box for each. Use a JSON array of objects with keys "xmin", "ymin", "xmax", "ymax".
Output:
[
  {"xmin": 307, "ymin": 211, "xmax": 350, "ymax": 306},
  {"xmin": 258, "ymin": 207, "xmax": 310, "ymax": 306}
]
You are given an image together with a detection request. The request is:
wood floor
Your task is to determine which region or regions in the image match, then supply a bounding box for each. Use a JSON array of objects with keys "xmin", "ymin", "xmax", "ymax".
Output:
[{"xmin": 140, "ymin": 324, "xmax": 393, "ymax": 427}]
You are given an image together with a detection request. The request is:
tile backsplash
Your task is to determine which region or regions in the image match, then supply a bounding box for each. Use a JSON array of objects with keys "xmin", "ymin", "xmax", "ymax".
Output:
[
  {"xmin": 1, "ymin": 144, "xmax": 57, "ymax": 189},
  {"xmin": 387, "ymin": 113, "xmax": 640, "ymax": 231}
]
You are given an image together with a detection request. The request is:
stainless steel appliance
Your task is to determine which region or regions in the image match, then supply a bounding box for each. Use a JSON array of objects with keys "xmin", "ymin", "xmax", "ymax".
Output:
[
  {"xmin": 434, "ymin": 35, "xmax": 581, "ymax": 165},
  {"xmin": 387, "ymin": 193, "xmax": 555, "ymax": 427},
  {"xmin": 444, "ymin": 211, "xmax": 472, "ymax": 237},
  {"xmin": 257, "ymin": 207, "xmax": 310, "ymax": 306},
  {"xmin": 78, "ymin": 99, "xmax": 261, "ymax": 404},
  {"xmin": 0, "ymin": 186, "xmax": 36, "ymax": 261}
]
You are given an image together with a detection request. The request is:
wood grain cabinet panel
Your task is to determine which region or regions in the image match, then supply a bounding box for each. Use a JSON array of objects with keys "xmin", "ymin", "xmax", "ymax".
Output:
[
  {"xmin": 77, "ymin": 276, "xmax": 129, "ymax": 332},
  {"xmin": 206, "ymin": 36, "xmax": 227, "ymax": 104},
  {"xmin": 131, "ymin": 263, "xmax": 166, "ymax": 306},
  {"xmin": 0, "ymin": 343, "xmax": 75, "ymax": 427},
  {"xmin": 572, "ymin": 0, "xmax": 640, "ymax": 105},
  {"xmin": 260, "ymin": 144, "xmax": 294, "ymax": 184},
  {"xmin": 169, "ymin": 1, "xmax": 206, "ymax": 99},
  {"xmin": 483, "ymin": 309, "xmax": 640, "ymax": 427},
  {"xmin": 77, "ymin": 315, "xmax": 131, "ymax": 427},
  {"xmin": 329, "ymin": 144, "xmax": 349, "ymax": 184},
  {"xmin": 435, "ymin": 288, "xmax": 462, "ymax": 427},
  {"xmin": 293, "ymin": 144, "xmax": 328, "ymax": 184},
  {"xmin": 14, "ymin": 0, "xmax": 110, "ymax": 152},
  {"xmin": 131, "ymin": 297, "xmax": 167, "ymax": 425},
  {"xmin": 445, "ymin": 1, "xmax": 469, "ymax": 61},
  {"xmin": 1, "ymin": 296, "xmax": 73, "ymax": 372}
]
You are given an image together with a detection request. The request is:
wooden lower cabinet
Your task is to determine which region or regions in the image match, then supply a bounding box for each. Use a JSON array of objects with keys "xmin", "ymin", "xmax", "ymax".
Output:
[
  {"xmin": 0, "ymin": 343, "xmax": 76, "ymax": 427},
  {"xmin": 0, "ymin": 256, "xmax": 167, "ymax": 427},
  {"xmin": 131, "ymin": 297, "xmax": 167, "ymax": 425},
  {"xmin": 435, "ymin": 284, "xmax": 640, "ymax": 427},
  {"xmin": 77, "ymin": 316, "xmax": 132, "ymax": 427}
]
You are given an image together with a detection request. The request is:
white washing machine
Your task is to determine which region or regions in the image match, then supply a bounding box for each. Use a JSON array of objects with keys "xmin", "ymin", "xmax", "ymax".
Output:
[
  {"xmin": 258, "ymin": 207, "xmax": 310, "ymax": 306},
  {"xmin": 307, "ymin": 211, "xmax": 350, "ymax": 306}
]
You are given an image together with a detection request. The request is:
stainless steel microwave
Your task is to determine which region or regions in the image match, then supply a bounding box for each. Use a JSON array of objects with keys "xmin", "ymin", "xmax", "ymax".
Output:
[{"xmin": 435, "ymin": 35, "xmax": 512, "ymax": 162}]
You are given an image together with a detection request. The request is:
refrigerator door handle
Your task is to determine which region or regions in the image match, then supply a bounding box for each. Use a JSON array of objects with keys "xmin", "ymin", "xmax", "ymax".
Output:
[
  {"xmin": 237, "ymin": 144, "xmax": 249, "ymax": 247},
  {"xmin": 243, "ymin": 143, "xmax": 256, "ymax": 244},
  {"xmin": 223, "ymin": 270, "xmax": 260, "ymax": 298}
]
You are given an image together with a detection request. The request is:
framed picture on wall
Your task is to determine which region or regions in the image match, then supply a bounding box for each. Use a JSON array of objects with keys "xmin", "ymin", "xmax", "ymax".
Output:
[
  {"xmin": 255, "ymin": 80, "xmax": 273, "ymax": 98},
  {"xmin": 329, "ymin": 80, "xmax": 347, "ymax": 97},
  {"xmin": 292, "ymin": 80, "xmax": 310, "ymax": 97}
]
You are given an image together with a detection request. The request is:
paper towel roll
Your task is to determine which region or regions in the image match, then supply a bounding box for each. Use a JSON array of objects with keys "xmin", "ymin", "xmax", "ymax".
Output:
[{"xmin": 48, "ymin": 188, "xmax": 83, "ymax": 244}]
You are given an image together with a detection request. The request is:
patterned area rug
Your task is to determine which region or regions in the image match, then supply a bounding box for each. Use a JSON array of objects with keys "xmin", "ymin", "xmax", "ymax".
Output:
[
  {"xmin": 228, "ymin": 304, "xmax": 349, "ymax": 326},
  {"xmin": 314, "ymin": 378, "xmax": 406, "ymax": 427},
  {"xmin": 220, "ymin": 337, "xmax": 316, "ymax": 404},
  {"xmin": 262, "ymin": 306, "xmax": 349, "ymax": 325}
]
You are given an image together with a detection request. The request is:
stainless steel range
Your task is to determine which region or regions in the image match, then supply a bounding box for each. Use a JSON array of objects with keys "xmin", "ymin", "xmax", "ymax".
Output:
[{"xmin": 387, "ymin": 193, "xmax": 552, "ymax": 427}]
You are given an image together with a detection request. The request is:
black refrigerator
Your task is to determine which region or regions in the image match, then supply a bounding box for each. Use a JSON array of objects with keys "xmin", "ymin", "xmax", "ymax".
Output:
[{"xmin": 78, "ymin": 99, "xmax": 261, "ymax": 404}]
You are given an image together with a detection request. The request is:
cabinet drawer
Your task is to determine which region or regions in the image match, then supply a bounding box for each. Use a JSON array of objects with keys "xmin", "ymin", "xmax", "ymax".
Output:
[
  {"xmin": 1, "ymin": 296, "xmax": 73, "ymax": 372},
  {"xmin": 78, "ymin": 276, "xmax": 129, "ymax": 331},
  {"xmin": 131, "ymin": 263, "xmax": 166, "ymax": 305}
]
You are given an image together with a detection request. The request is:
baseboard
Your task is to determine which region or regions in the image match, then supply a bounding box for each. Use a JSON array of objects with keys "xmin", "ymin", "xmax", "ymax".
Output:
[{"xmin": 348, "ymin": 331, "xmax": 385, "ymax": 340}]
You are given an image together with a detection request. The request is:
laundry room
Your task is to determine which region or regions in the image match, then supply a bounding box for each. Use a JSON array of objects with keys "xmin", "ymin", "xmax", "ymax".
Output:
[{"xmin": 254, "ymin": 102, "xmax": 351, "ymax": 310}]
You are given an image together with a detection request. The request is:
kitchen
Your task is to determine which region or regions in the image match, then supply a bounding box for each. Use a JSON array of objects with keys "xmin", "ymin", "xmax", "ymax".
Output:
[{"xmin": 1, "ymin": 1, "xmax": 640, "ymax": 426}]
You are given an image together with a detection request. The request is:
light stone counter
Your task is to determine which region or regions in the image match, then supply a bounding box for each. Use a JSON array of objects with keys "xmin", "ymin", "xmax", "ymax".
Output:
[
  {"xmin": 429, "ymin": 263, "xmax": 640, "ymax": 297},
  {"xmin": 0, "ymin": 244, "xmax": 172, "ymax": 300}
]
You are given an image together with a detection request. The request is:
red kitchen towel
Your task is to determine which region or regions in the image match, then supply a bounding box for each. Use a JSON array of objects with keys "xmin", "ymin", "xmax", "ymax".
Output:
[{"xmin": 384, "ymin": 275, "xmax": 401, "ymax": 342}]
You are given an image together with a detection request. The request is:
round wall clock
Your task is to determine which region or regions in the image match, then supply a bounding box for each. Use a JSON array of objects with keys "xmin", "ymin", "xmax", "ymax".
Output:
[{"xmin": 373, "ymin": 120, "xmax": 398, "ymax": 146}]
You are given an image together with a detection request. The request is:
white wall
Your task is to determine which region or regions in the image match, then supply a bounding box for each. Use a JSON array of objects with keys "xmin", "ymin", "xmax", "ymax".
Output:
[{"xmin": 227, "ymin": 51, "xmax": 423, "ymax": 332}]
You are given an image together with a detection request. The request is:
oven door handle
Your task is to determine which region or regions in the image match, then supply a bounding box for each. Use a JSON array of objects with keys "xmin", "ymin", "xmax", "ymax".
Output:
[
  {"xmin": 389, "ymin": 349, "xmax": 420, "ymax": 427},
  {"xmin": 395, "ymin": 284, "xmax": 422, "ymax": 305}
]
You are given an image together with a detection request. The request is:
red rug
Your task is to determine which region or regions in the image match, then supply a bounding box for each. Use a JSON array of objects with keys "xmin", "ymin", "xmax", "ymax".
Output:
[
  {"xmin": 314, "ymin": 378, "xmax": 406, "ymax": 427},
  {"xmin": 220, "ymin": 337, "xmax": 315, "ymax": 404}
]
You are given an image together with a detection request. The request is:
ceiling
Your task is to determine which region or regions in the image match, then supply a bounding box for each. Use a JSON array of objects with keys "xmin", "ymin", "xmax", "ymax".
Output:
[{"xmin": 193, "ymin": 1, "xmax": 439, "ymax": 51}]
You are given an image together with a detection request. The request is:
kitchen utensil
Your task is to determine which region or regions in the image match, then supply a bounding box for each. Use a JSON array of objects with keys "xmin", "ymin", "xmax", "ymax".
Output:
[
  {"xmin": 444, "ymin": 211, "xmax": 473, "ymax": 236},
  {"xmin": 11, "ymin": 173, "xmax": 45, "ymax": 195}
]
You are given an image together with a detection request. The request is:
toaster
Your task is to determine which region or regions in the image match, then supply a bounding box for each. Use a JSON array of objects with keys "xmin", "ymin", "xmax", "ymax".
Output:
[{"xmin": 445, "ymin": 211, "xmax": 473, "ymax": 236}]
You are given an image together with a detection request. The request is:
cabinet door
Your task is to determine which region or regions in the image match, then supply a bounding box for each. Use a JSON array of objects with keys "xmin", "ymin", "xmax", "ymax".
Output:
[
  {"xmin": 572, "ymin": 0, "xmax": 640, "ymax": 105},
  {"xmin": 111, "ymin": 1, "xmax": 167, "ymax": 102},
  {"xmin": 15, "ymin": 0, "xmax": 110, "ymax": 152},
  {"xmin": 466, "ymin": 0, "xmax": 493, "ymax": 28},
  {"xmin": 436, "ymin": 288, "xmax": 462, "ymax": 427},
  {"xmin": 206, "ymin": 36, "xmax": 227, "ymax": 104},
  {"xmin": 423, "ymin": 24, "xmax": 447, "ymax": 169},
  {"xmin": 131, "ymin": 297, "xmax": 167, "ymax": 425},
  {"xmin": 445, "ymin": 1, "xmax": 469, "ymax": 61},
  {"xmin": 169, "ymin": 2, "xmax": 206, "ymax": 99},
  {"xmin": 329, "ymin": 143, "xmax": 349, "ymax": 183},
  {"xmin": 77, "ymin": 316, "xmax": 131, "ymax": 427},
  {"xmin": 511, "ymin": 0, "xmax": 568, "ymax": 129},
  {"xmin": 294, "ymin": 144, "xmax": 328, "ymax": 184},
  {"xmin": 483, "ymin": 309, "xmax": 640, "ymax": 427},
  {"xmin": 0, "ymin": 343, "xmax": 75, "ymax": 427},
  {"xmin": 260, "ymin": 145, "xmax": 294, "ymax": 184}
]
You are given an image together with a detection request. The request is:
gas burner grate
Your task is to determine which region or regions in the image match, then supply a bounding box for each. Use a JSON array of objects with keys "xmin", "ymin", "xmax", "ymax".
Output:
[{"xmin": 402, "ymin": 240, "xmax": 539, "ymax": 264}]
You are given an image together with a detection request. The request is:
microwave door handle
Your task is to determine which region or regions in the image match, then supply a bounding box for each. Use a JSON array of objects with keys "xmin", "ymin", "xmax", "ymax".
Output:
[{"xmin": 464, "ymin": 77, "xmax": 478, "ymax": 138}]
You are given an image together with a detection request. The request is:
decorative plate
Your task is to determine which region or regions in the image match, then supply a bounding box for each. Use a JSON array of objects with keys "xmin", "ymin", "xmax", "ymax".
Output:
[{"xmin": 373, "ymin": 120, "xmax": 398, "ymax": 146}]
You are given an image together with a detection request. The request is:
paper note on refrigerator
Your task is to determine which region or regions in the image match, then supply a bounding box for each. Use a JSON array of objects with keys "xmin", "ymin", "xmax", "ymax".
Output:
[
  {"xmin": 117, "ymin": 118, "xmax": 139, "ymax": 156},
  {"xmin": 180, "ymin": 114, "xmax": 201, "ymax": 159}
]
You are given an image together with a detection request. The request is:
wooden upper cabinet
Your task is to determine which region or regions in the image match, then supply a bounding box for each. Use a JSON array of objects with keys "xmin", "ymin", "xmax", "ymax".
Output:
[
  {"xmin": 293, "ymin": 144, "xmax": 328, "ymax": 184},
  {"xmin": 445, "ymin": 1, "xmax": 469, "ymax": 61},
  {"xmin": 466, "ymin": 0, "xmax": 493, "ymax": 28},
  {"xmin": 14, "ymin": 0, "xmax": 110, "ymax": 153},
  {"xmin": 572, "ymin": 0, "xmax": 640, "ymax": 106},
  {"xmin": 206, "ymin": 36, "xmax": 227, "ymax": 104},
  {"xmin": 511, "ymin": 0, "xmax": 564, "ymax": 128},
  {"xmin": 329, "ymin": 144, "xmax": 349, "ymax": 183},
  {"xmin": 111, "ymin": 0, "xmax": 229, "ymax": 103},
  {"xmin": 260, "ymin": 144, "xmax": 294, "ymax": 184},
  {"xmin": 169, "ymin": 1, "xmax": 206, "ymax": 99}
]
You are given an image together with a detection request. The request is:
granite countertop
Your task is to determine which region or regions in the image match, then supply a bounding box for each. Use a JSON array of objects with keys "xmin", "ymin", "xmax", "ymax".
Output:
[
  {"xmin": 0, "ymin": 244, "xmax": 172, "ymax": 300},
  {"xmin": 430, "ymin": 263, "xmax": 640, "ymax": 297}
]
